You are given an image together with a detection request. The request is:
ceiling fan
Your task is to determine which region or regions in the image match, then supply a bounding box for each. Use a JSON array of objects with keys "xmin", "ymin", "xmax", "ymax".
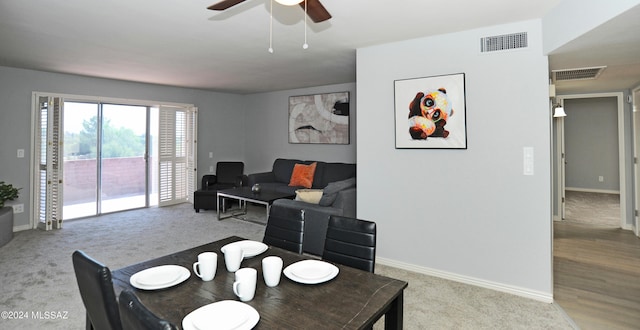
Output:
[{"xmin": 207, "ymin": 0, "xmax": 332, "ymax": 23}]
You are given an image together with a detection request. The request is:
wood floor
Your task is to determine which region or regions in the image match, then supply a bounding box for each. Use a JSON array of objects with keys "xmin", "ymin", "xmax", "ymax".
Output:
[{"xmin": 554, "ymin": 192, "xmax": 640, "ymax": 329}]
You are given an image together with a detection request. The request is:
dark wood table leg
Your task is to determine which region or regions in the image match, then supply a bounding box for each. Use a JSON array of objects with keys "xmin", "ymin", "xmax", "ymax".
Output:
[{"xmin": 384, "ymin": 291, "xmax": 404, "ymax": 330}]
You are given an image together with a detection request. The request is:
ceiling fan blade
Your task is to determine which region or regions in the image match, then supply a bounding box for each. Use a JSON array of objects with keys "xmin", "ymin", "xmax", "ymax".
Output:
[
  {"xmin": 207, "ymin": 0, "xmax": 246, "ymax": 11},
  {"xmin": 299, "ymin": 0, "xmax": 331, "ymax": 23}
]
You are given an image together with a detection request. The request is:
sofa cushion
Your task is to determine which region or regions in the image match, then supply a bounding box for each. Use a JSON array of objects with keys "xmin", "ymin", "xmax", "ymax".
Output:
[
  {"xmin": 295, "ymin": 189, "xmax": 323, "ymax": 204},
  {"xmin": 273, "ymin": 159, "xmax": 299, "ymax": 183},
  {"xmin": 319, "ymin": 162, "xmax": 357, "ymax": 187},
  {"xmin": 319, "ymin": 177, "xmax": 356, "ymax": 206},
  {"xmin": 289, "ymin": 162, "xmax": 317, "ymax": 188}
]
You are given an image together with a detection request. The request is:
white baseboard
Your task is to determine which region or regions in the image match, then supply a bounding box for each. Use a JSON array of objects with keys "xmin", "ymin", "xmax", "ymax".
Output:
[
  {"xmin": 13, "ymin": 224, "xmax": 31, "ymax": 232},
  {"xmin": 376, "ymin": 257, "xmax": 553, "ymax": 303},
  {"xmin": 565, "ymin": 187, "xmax": 619, "ymax": 194}
]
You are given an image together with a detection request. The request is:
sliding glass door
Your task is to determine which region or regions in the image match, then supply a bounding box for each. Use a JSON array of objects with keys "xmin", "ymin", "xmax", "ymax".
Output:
[
  {"xmin": 33, "ymin": 92, "xmax": 196, "ymax": 229},
  {"xmin": 63, "ymin": 102, "xmax": 99, "ymax": 218},
  {"xmin": 100, "ymin": 104, "xmax": 149, "ymax": 213},
  {"xmin": 63, "ymin": 102, "xmax": 152, "ymax": 218}
]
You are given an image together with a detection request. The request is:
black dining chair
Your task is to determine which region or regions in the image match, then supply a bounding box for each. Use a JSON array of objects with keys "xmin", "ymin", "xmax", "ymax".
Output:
[
  {"xmin": 322, "ymin": 215, "xmax": 377, "ymax": 273},
  {"xmin": 72, "ymin": 250, "xmax": 123, "ymax": 330},
  {"xmin": 263, "ymin": 205, "xmax": 305, "ymax": 254},
  {"xmin": 118, "ymin": 290, "xmax": 178, "ymax": 330}
]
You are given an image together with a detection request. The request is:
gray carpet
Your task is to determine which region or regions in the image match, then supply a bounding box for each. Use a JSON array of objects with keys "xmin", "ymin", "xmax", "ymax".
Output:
[{"xmin": 0, "ymin": 203, "xmax": 577, "ymax": 329}]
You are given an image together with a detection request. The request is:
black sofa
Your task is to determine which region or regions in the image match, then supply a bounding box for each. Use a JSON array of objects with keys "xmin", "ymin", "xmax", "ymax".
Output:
[{"xmin": 247, "ymin": 158, "xmax": 356, "ymax": 255}]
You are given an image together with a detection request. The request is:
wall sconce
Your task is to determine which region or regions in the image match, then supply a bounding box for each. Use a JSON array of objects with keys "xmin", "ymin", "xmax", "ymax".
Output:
[{"xmin": 553, "ymin": 104, "xmax": 566, "ymax": 117}]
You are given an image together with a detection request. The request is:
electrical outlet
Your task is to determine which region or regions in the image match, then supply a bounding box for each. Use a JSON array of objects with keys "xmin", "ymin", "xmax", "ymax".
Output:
[
  {"xmin": 598, "ymin": 176, "xmax": 604, "ymax": 182},
  {"xmin": 209, "ymin": 166, "xmax": 214, "ymax": 172},
  {"xmin": 12, "ymin": 204, "xmax": 24, "ymax": 214},
  {"xmin": 17, "ymin": 149, "xmax": 25, "ymax": 158}
]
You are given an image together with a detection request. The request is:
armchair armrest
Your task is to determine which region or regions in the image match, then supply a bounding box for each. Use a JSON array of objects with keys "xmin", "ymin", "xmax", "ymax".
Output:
[
  {"xmin": 331, "ymin": 187, "xmax": 356, "ymax": 218},
  {"xmin": 202, "ymin": 175, "xmax": 218, "ymax": 190},
  {"xmin": 236, "ymin": 175, "xmax": 249, "ymax": 187}
]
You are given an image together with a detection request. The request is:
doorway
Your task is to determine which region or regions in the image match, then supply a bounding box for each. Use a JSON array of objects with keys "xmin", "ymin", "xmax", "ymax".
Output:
[
  {"xmin": 554, "ymin": 93, "xmax": 627, "ymax": 229},
  {"xmin": 32, "ymin": 92, "xmax": 197, "ymax": 230}
]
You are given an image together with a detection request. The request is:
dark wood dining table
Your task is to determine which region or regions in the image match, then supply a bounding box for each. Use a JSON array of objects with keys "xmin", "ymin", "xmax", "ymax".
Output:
[{"xmin": 111, "ymin": 236, "xmax": 408, "ymax": 329}]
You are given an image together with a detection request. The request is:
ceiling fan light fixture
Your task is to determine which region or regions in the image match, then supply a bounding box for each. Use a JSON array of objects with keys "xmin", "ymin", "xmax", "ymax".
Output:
[{"xmin": 275, "ymin": 0, "xmax": 302, "ymax": 5}]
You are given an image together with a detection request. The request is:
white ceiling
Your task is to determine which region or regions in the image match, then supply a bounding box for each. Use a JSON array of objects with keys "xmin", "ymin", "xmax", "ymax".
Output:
[{"xmin": 0, "ymin": 0, "xmax": 638, "ymax": 94}]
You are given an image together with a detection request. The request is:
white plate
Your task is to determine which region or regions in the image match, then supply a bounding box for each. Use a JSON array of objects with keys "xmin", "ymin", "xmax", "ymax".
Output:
[
  {"xmin": 284, "ymin": 260, "xmax": 339, "ymax": 284},
  {"xmin": 182, "ymin": 300, "xmax": 260, "ymax": 330},
  {"xmin": 221, "ymin": 240, "xmax": 268, "ymax": 259},
  {"xmin": 130, "ymin": 265, "xmax": 190, "ymax": 290}
]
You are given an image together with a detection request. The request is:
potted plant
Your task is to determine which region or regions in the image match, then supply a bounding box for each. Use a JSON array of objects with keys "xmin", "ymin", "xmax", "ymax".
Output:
[
  {"xmin": 1, "ymin": 181, "xmax": 20, "ymax": 247},
  {"xmin": 0, "ymin": 181, "xmax": 20, "ymax": 208}
]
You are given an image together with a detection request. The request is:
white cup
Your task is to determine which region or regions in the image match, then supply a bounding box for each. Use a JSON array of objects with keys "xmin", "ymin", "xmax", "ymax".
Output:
[
  {"xmin": 223, "ymin": 245, "xmax": 245, "ymax": 272},
  {"xmin": 261, "ymin": 256, "xmax": 283, "ymax": 287},
  {"xmin": 232, "ymin": 268, "xmax": 257, "ymax": 302},
  {"xmin": 193, "ymin": 252, "xmax": 217, "ymax": 281}
]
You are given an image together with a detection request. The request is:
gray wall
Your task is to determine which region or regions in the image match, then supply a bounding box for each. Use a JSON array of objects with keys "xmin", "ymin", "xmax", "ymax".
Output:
[
  {"xmin": 243, "ymin": 83, "xmax": 357, "ymax": 174},
  {"xmin": 0, "ymin": 66, "xmax": 356, "ymax": 229},
  {"xmin": 564, "ymin": 97, "xmax": 620, "ymax": 191},
  {"xmin": 357, "ymin": 20, "xmax": 553, "ymax": 297},
  {"xmin": 0, "ymin": 66, "xmax": 246, "ymax": 229}
]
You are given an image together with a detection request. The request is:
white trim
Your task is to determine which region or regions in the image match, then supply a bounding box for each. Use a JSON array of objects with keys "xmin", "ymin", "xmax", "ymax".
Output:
[
  {"xmin": 32, "ymin": 91, "xmax": 195, "ymax": 108},
  {"xmin": 376, "ymin": 257, "xmax": 553, "ymax": 303},
  {"xmin": 12, "ymin": 224, "xmax": 31, "ymax": 232},
  {"xmin": 557, "ymin": 92, "xmax": 626, "ymax": 229},
  {"xmin": 633, "ymin": 85, "xmax": 640, "ymax": 237},
  {"xmin": 565, "ymin": 187, "xmax": 620, "ymax": 194}
]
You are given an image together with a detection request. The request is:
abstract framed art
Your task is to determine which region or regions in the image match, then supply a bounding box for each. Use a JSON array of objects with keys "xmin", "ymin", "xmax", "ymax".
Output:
[
  {"xmin": 288, "ymin": 91, "xmax": 350, "ymax": 144},
  {"xmin": 394, "ymin": 73, "xmax": 467, "ymax": 149}
]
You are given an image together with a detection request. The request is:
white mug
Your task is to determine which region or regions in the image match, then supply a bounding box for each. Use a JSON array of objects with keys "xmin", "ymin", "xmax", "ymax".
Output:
[
  {"xmin": 223, "ymin": 245, "xmax": 244, "ymax": 272},
  {"xmin": 193, "ymin": 252, "xmax": 217, "ymax": 281},
  {"xmin": 232, "ymin": 268, "xmax": 257, "ymax": 302},
  {"xmin": 261, "ymin": 256, "xmax": 283, "ymax": 287}
]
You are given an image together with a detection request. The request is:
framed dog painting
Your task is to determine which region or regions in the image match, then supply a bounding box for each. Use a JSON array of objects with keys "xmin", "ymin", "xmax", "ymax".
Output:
[{"xmin": 394, "ymin": 73, "xmax": 467, "ymax": 149}]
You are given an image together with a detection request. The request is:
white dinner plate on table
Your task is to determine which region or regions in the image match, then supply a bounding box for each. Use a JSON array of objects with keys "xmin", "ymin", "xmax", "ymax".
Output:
[
  {"xmin": 284, "ymin": 260, "xmax": 339, "ymax": 284},
  {"xmin": 182, "ymin": 300, "xmax": 260, "ymax": 330},
  {"xmin": 221, "ymin": 240, "xmax": 268, "ymax": 259},
  {"xmin": 130, "ymin": 265, "xmax": 190, "ymax": 290}
]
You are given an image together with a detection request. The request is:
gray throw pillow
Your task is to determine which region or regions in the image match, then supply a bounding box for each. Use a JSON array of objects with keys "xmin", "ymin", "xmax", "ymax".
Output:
[{"xmin": 318, "ymin": 177, "xmax": 356, "ymax": 206}]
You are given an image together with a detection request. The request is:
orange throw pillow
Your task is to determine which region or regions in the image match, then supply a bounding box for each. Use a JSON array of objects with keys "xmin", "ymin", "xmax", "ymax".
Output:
[{"xmin": 288, "ymin": 162, "xmax": 317, "ymax": 188}]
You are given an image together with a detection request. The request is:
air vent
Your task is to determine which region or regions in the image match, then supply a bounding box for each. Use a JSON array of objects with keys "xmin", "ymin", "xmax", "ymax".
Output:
[
  {"xmin": 480, "ymin": 32, "xmax": 528, "ymax": 53},
  {"xmin": 552, "ymin": 66, "xmax": 606, "ymax": 81}
]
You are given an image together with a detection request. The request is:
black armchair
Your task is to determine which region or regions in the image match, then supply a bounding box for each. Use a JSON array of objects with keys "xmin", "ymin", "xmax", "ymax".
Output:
[{"xmin": 194, "ymin": 161, "xmax": 246, "ymax": 213}]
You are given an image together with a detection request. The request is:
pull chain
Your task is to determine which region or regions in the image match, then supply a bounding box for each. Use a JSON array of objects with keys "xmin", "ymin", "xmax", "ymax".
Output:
[
  {"xmin": 268, "ymin": 0, "xmax": 274, "ymax": 53},
  {"xmin": 303, "ymin": 0, "xmax": 308, "ymax": 49}
]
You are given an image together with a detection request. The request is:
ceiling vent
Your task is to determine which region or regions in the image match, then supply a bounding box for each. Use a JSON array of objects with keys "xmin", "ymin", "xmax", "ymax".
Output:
[
  {"xmin": 480, "ymin": 32, "xmax": 528, "ymax": 53},
  {"xmin": 552, "ymin": 66, "xmax": 606, "ymax": 81}
]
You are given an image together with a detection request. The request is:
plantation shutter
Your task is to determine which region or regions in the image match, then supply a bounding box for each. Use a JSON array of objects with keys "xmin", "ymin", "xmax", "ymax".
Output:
[
  {"xmin": 35, "ymin": 95, "xmax": 64, "ymax": 230},
  {"xmin": 158, "ymin": 106, "xmax": 197, "ymax": 206}
]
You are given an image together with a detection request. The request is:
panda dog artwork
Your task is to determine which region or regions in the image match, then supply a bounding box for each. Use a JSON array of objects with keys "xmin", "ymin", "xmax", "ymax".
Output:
[{"xmin": 395, "ymin": 73, "xmax": 466, "ymax": 149}]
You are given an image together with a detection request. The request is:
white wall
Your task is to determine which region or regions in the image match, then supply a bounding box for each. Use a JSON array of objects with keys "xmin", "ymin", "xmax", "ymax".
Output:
[
  {"xmin": 357, "ymin": 20, "xmax": 553, "ymax": 300},
  {"xmin": 243, "ymin": 83, "xmax": 357, "ymax": 174},
  {"xmin": 542, "ymin": 0, "xmax": 640, "ymax": 54}
]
